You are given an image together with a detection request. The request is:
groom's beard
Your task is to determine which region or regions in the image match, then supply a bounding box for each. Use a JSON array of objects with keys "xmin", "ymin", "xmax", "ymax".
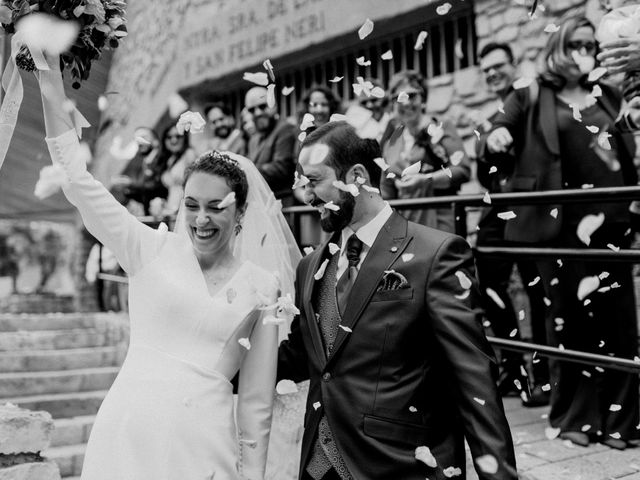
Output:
[{"xmin": 319, "ymin": 191, "xmax": 356, "ymax": 232}]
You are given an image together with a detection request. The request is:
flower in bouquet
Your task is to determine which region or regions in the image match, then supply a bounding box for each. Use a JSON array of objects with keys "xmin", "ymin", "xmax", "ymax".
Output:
[{"xmin": 0, "ymin": 0, "xmax": 127, "ymax": 88}]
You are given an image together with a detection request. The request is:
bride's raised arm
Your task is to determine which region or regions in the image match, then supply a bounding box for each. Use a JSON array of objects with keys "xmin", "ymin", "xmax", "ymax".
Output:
[{"xmin": 37, "ymin": 64, "xmax": 167, "ymax": 275}]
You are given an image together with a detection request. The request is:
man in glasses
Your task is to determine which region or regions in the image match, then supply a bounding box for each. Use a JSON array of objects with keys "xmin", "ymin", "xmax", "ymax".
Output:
[
  {"xmin": 244, "ymin": 86, "xmax": 298, "ymax": 204},
  {"xmin": 203, "ymin": 102, "xmax": 246, "ymax": 155},
  {"xmin": 474, "ymin": 42, "xmax": 549, "ymax": 408}
]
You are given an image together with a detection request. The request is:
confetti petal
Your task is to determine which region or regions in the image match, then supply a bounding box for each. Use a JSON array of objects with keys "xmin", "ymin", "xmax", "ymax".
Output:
[
  {"xmin": 476, "ymin": 455, "xmax": 498, "ymax": 474},
  {"xmin": 328, "ymin": 243, "xmax": 340, "ymax": 255},
  {"xmin": 276, "ymin": 379, "xmax": 298, "ymax": 395},
  {"xmin": 329, "ymin": 113, "xmax": 348, "ymax": 122},
  {"xmin": 443, "ymin": 466, "xmax": 462, "ymax": 478},
  {"xmin": 415, "ymin": 446, "xmax": 437, "ymax": 468},
  {"xmin": 242, "ymin": 71, "xmax": 269, "ymax": 86},
  {"xmin": 176, "ymin": 111, "xmax": 206, "ymax": 134},
  {"xmin": 358, "ymin": 18, "xmax": 374, "ymax": 40},
  {"xmin": 545, "ymin": 427, "xmax": 561, "ymax": 439},
  {"xmin": 266, "ymin": 84, "xmax": 276, "ymax": 109},
  {"xmin": 370, "ymin": 86, "xmax": 386, "ymax": 98},
  {"xmin": 401, "ymin": 162, "xmax": 421, "ymax": 177},
  {"xmin": 373, "ymin": 157, "xmax": 390, "ymax": 171},
  {"xmin": 486, "ymin": 288, "xmax": 506, "ymax": 309},
  {"xmin": 292, "ymin": 171, "xmax": 310, "ymax": 189},
  {"xmin": 591, "ymin": 85, "xmax": 602, "ymax": 98},
  {"xmin": 362, "ymin": 185, "xmax": 380, "ymax": 193},
  {"xmin": 97, "ymin": 95, "xmax": 108, "ymax": 112},
  {"xmin": 436, "ymin": 3, "xmax": 452, "ymax": 15},
  {"xmin": 402, "ymin": 253, "xmax": 415, "ymax": 263},
  {"xmin": 218, "ymin": 192, "xmax": 236, "ymax": 209},
  {"xmin": 586, "ymin": 125, "xmax": 599, "ymax": 134},
  {"xmin": 427, "ymin": 123, "xmax": 445, "ymax": 144},
  {"xmin": 168, "ymin": 93, "xmax": 189, "ymax": 118},
  {"xmin": 577, "ymin": 275, "xmax": 600, "ymax": 301},
  {"xmin": 313, "ymin": 401, "xmax": 321, "ymax": 410},
  {"xmin": 489, "ymin": 166, "xmax": 497, "ymax": 174},
  {"xmin": 338, "ymin": 324, "xmax": 352, "ymax": 332},
  {"xmin": 414, "ymin": 31, "xmax": 428, "ymax": 50},
  {"xmin": 513, "ymin": 77, "xmax": 534, "ymax": 90},
  {"xmin": 497, "ymin": 211, "xmax": 517, "ymax": 220},
  {"xmin": 282, "ymin": 86, "xmax": 295, "ymax": 96},
  {"xmin": 450, "ymin": 151, "xmax": 465, "ymax": 166},
  {"xmin": 597, "ymin": 132, "xmax": 612, "ymax": 150},
  {"xmin": 309, "ymin": 143, "xmax": 330, "ymax": 165},
  {"xmin": 263, "ymin": 59, "xmax": 275, "ymax": 83},
  {"xmin": 588, "ymin": 67, "xmax": 607, "ymax": 83},
  {"xmin": 577, "ymin": 213, "xmax": 605, "ymax": 246},
  {"xmin": 381, "ymin": 49, "xmax": 393, "ymax": 60},
  {"xmin": 300, "ymin": 113, "xmax": 316, "ymax": 131},
  {"xmin": 397, "ymin": 91, "xmax": 410, "ymax": 104},
  {"xmin": 544, "ymin": 23, "xmax": 560, "ymax": 33},
  {"xmin": 314, "ymin": 259, "xmax": 329, "ymax": 280},
  {"xmin": 329, "ymin": 76, "xmax": 344, "ymax": 83},
  {"xmin": 298, "ymin": 132, "xmax": 307, "ymax": 142},
  {"xmin": 238, "ymin": 338, "xmax": 251, "ymax": 350},
  {"xmin": 528, "ymin": 276, "xmax": 541, "ymax": 286},
  {"xmin": 454, "ymin": 39, "xmax": 464, "ymax": 59},
  {"xmin": 569, "ymin": 104, "xmax": 582, "ymax": 122},
  {"xmin": 303, "ymin": 246, "xmax": 314, "ymax": 256},
  {"xmin": 324, "ymin": 201, "xmax": 340, "ymax": 211},
  {"xmin": 332, "ymin": 180, "xmax": 360, "ymax": 197},
  {"xmin": 455, "ymin": 270, "xmax": 472, "ymax": 289},
  {"xmin": 455, "ymin": 290, "xmax": 470, "ymax": 300},
  {"xmin": 356, "ymin": 56, "xmax": 371, "ymax": 67}
]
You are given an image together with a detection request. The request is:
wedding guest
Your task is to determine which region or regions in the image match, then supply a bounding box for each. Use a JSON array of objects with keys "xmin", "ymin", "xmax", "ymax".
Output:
[
  {"xmin": 380, "ymin": 70, "xmax": 471, "ymax": 233},
  {"xmin": 475, "ymin": 42, "xmax": 549, "ymax": 407},
  {"xmin": 204, "ymin": 102, "xmax": 247, "ymax": 155},
  {"xmin": 297, "ymin": 86, "xmax": 342, "ymax": 132},
  {"xmin": 245, "ymin": 86, "xmax": 298, "ymax": 205},
  {"xmin": 350, "ymin": 78, "xmax": 390, "ymax": 141},
  {"xmin": 279, "ymin": 121, "xmax": 517, "ymax": 480},
  {"xmin": 485, "ymin": 14, "xmax": 639, "ymax": 449},
  {"xmin": 159, "ymin": 124, "xmax": 196, "ymax": 214},
  {"xmin": 110, "ymin": 126, "xmax": 166, "ymax": 215}
]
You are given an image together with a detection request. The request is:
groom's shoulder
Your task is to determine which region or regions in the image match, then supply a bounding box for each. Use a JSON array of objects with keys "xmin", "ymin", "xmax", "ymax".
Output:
[{"xmin": 405, "ymin": 218, "xmax": 467, "ymax": 251}]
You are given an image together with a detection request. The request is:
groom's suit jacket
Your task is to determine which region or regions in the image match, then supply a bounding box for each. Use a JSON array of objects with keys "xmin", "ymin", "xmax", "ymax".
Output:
[{"xmin": 278, "ymin": 211, "xmax": 517, "ymax": 480}]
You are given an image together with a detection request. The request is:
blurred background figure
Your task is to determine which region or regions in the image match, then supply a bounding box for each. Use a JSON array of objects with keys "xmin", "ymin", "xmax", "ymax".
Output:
[
  {"xmin": 485, "ymin": 14, "xmax": 639, "ymax": 450},
  {"xmin": 297, "ymin": 85, "xmax": 342, "ymax": 132},
  {"xmin": 245, "ymin": 86, "xmax": 298, "ymax": 205},
  {"xmin": 346, "ymin": 78, "xmax": 390, "ymax": 141},
  {"xmin": 204, "ymin": 102, "xmax": 247, "ymax": 155},
  {"xmin": 110, "ymin": 126, "xmax": 165, "ymax": 216},
  {"xmin": 475, "ymin": 42, "xmax": 549, "ymax": 407},
  {"xmin": 159, "ymin": 124, "xmax": 196, "ymax": 215},
  {"xmin": 380, "ymin": 70, "xmax": 471, "ymax": 233}
]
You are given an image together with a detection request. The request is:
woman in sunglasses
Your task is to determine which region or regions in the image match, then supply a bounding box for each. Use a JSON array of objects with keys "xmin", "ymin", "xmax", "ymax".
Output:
[
  {"xmin": 159, "ymin": 124, "xmax": 197, "ymax": 214},
  {"xmin": 379, "ymin": 70, "xmax": 471, "ymax": 233},
  {"xmin": 485, "ymin": 13, "xmax": 639, "ymax": 450}
]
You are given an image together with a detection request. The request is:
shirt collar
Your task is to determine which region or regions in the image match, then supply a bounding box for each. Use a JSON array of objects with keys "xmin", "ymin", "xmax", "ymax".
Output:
[{"xmin": 340, "ymin": 202, "xmax": 393, "ymax": 251}]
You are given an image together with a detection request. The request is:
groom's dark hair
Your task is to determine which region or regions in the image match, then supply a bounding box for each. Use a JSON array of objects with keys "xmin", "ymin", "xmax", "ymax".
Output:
[{"xmin": 301, "ymin": 121, "xmax": 382, "ymax": 188}]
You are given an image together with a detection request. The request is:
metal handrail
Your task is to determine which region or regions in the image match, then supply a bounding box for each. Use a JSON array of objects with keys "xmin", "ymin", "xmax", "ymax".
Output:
[{"xmin": 475, "ymin": 247, "xmax": 640, "ymax": 262}]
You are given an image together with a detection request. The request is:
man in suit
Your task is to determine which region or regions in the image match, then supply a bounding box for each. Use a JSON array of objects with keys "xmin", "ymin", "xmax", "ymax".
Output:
[{"xmin": 278, "ymin": 122, "xmax": 517, "ymax": 480}]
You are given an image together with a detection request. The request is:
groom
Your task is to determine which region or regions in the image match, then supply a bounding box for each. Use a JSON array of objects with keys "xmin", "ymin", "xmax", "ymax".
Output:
[{"xmin": 278, "ymin": 122, "xmax": 517, "ymax": 480}]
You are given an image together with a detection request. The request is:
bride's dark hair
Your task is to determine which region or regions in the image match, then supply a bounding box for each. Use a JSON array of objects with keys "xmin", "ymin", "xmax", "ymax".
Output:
[{"xmin": 183, "ymin": 151, "xmax": 249, "ymax": 213}]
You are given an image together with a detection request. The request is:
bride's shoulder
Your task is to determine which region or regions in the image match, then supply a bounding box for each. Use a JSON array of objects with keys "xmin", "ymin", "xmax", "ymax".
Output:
[{"xmin": 244, "ymin": 261, "xmax": 280, "ymax": 300}]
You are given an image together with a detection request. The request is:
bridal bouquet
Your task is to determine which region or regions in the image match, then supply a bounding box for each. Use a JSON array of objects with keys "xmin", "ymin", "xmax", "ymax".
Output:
[{"xmin": 0, "ymin": 0, "xmax": 127, "ymax": 88}]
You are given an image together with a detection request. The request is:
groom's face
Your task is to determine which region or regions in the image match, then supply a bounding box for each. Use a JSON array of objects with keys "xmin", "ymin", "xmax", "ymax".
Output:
[{"xmin": 298, "ymin": 144, "xmax": 356, "ymax": 232}]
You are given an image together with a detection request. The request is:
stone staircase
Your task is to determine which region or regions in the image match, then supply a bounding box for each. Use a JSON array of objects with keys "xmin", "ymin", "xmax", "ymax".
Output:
[{"xmin": 0, "ymin": 312, "xmax": 128, "ymax": 478}]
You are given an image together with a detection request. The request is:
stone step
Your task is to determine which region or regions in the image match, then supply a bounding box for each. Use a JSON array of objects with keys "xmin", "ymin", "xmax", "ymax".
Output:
[
  {"xmin": 0, "ymin": 367, "xmax": 120, "ymax": 397},
  {"xmin": 0, "ymin": 346, "xmax": 123, "ymax": 372},
  {"xmin": 43, "ymin": 443, "xmax": 85, "ymax": 478},
  {"xmin": 0, "ymin": 328, "xmax": 118, "ymax": 351},
  {"xmin": 51, "ymin": 415, "xmax": 94, "ymax": 448},
  {"xmin": 0, "ymin": 313, "xmax": 111, "ymax": 332},
  {"xmin": 1, "ymin": 390, "xmax": 107, "ymax": 419}
]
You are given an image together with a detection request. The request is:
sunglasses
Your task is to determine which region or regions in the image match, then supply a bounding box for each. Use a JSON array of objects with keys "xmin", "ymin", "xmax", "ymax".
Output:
[
  {"xmin": 166, "ymin": 134, "xmax": 183, "ymax": 140},
  {"xmin": 247, "ymin": 103, "xmax": 268, "ymax": 114},
  {"xmin": 308, "ymin": 101, "xmax": 329, "ymax": 109},
  {"xmin": 567, "ymin": 41, "xmax": 597, "ymax": 53}
]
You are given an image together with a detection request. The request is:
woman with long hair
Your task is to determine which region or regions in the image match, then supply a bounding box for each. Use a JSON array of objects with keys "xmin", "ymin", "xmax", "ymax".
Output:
[{"xmin": 485, "ymin": 14, "xmax": 639, "ymax": 449}]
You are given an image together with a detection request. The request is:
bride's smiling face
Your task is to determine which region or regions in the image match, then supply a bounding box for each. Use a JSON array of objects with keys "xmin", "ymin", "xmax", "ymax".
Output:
[{"xmin": 183, "ymin": 172, "xmax": 238, "ymax": 258}]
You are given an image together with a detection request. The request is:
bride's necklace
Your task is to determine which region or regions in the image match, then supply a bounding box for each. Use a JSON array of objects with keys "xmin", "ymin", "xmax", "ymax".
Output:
[{"xmin": 202, "ymin": 262, "xmax": 238, "ymax": 287}]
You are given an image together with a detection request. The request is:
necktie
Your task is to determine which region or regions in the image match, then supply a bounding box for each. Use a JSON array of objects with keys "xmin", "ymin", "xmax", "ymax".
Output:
[{"xmin": 336, "ymin": 234, "xmax": 364, "ymax": 315}]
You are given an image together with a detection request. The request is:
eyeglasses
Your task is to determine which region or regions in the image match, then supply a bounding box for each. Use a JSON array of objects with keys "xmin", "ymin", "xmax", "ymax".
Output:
[
  {"xmin": 567, "ymin": 41, "xmax": 596, "ymax": 54},
  {"xmin": 166, "ymin": 134, "xmax": 182, "ymax": 140},
  {"xmin": 308, "ymin": 102, "xmax": 329, "ymax": 109},
  {"xmin": 481, "ymin": 62, "xmax": 509, "ymax": 75},
  {"xmin": 247, "ymin": 103, "xmax": 268, "ymax": 114}
]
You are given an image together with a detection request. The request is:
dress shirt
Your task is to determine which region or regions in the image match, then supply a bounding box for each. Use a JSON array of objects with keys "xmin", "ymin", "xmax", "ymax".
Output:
[{"xmin": 336, "ymin": 203, "xmax": 393, "ymax": 279}]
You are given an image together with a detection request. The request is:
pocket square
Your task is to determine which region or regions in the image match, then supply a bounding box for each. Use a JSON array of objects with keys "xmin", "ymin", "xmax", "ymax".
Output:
[{"xmin": 377, "ymin": 270, "xmax": 410, "ymax": 291}]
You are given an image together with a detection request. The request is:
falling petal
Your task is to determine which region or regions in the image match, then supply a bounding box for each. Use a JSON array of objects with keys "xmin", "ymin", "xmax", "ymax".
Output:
[
  {"xmin": 454, "ymin": 39, "xmax": 464, "ymax": 59},
  {"xmin": 455, "ymin": 290, "xmax": 470, "ymax": 300},
  {"xmin": 303, "ymin": 246, "xmax": 314, "ymax": 256},
  {"xmin": 266, "ymin": 84, "xmax": 276, "ymax": 109},
  {"xmin": 370, "ymin": 86, "xmax": 386, "ymax": 98},
  {"xmin": 298, "ymin": 132, "xmax": 307, "ymax": 142},
  {"xmin": 17, "ymin": 13, "xmax": 80, "ymax": 56},
  {"xmin": 441, "ymin": 166, "xmax": 452, "ymax": 178},
  {"xmin": 577, "ymin": 275, "xmax": 600, "ymax": 300},
  {"xmin": 242, "ymin": 71, "xmax": 269, "ymax": 86},
  {"xmin": 427, "ymin": 122, "xmax": 445, "ymax": 144},
  {"xmin": 597, "ymin": 132, "xmax": 612, "ymax": 150},
  {"xmin": 358, "ymin": 18, "xmax": 374, "ymax": 40},
  {"xmin": 402, "ymin": 162, "xmax": 421, "ymax": 177},
  {"xmin": 474, "ymin": 129, "xmax": 481, "ymax": 140},
  {"xmin": 262, "ymin": 315, "xmax": 285, "ymax": 326},
  {"xmin": 386, "ymin": 172, "xmax": 397, "ymax": 179},
  {"xmin": 607, "ymin": 243, "xmax": 620, "ymax": 252},
  {"xmin": 332, "ymin": 180, "xmax": 360, "ymax": 197},
  {"xmin": 300, "ymin": 113, "xmax": 316, "ymax": 131},
  {"xmin": 415, "ymin": 446, "xmax": 438, "ymax": 468},
  {"xmin": 329, "ymin": 76, "xmax": 344, "ymax": 83},
  {"xmin": 483, "ymin": 192, "xmax": 492, "ymax": 204},
  {"xmin": 550, "ymin": 208, "xmax": 559, "ymax": 218},
  {"xmin": 168, "ymin": 93, "xmax": 189, "ymax": 118},
  {"xmin": 324, "ymin": 201, "xmax": 340, "ymax": 211},
  {"xmin": 545, "ymin": 427, "xmax": 561, "ymax": 439},
  {"xmin": 528, "ymin": 276, "xmax": 540, "ymax": 286},
  {"xmin": 282, "ymin": 86, "xmax": 295, "ymax": 96},
  {"xmin": 263, "ymin": 59, "xmax": 275, "ymax": 82},
  {"xmin": 414, "ymin": 31, "xmax": 428, "ymax": 50},
  {"xmin": 586, "ymin": 125, "xmax": 599, "ymax": 134},
  {"xmin": 397, "ymin": 91, "xmax": 410, "ymax": 104},
  {"xmin": 362, "ymin": 185, "xmax": 380, "ymax": 193},
  {"xmin": 513, "ymin": 77, "xmax": 534, "ymax": 90},
  {"xmin": 486, "ymin": 288, "xmax": 506, "ymax": 309},
  {"xmin": 314, "ymin": 259, "xmax": 329, "ymax": 280},
  {"xmin": 313, "ymin": 401, "xmax": 321, "ymax": 410},
  {"xmin": 588, "ymin": 67, "xmax": 607, "ymax": 83},
  {"xmin": 292, "ymin": 171, "xmax": 310, "ymax": 189},
  {"xmin": 541, "ymin": 384, "xmax": 551, "ymax": 392},
  {"xmin": 443, "ymin": 466, "xmax": 462, "ymax": 478},
  {"xmin": 218, "ymin": 192, "xmax": 236, "ymax": 209},
  {"xmin": 591, "ymin": 85, "xmax": 602, "ymax": 98},
  {"xmin": 409, "ymin": 406, "xmax": 418, "ymax": 412},
  {"xmin": 576, "ymin": 212, "xmax": 605, "ymax": 246},
  {"xmin": 544, "ymin": 23, "xmax": 560, "ymax": 33},
  {"xmin": 609, "ymin": 404, "xmax": 622, "ymax": 412},
  {"xmin": 97, "ymin": 95, "xmax": 108, "ymax": 112},
  {"xmin": 309, "ymin": 143, "xmax": 330, "ymax": 165},
  {"xmin": 176, "ymin": 111, "xmax": 206, "ymax": 134},
  {"xmin": 509, "ymin": 328, "xmax": 518, "ymax": 338},
  {"xmin": 338, "ymin": 324, "xmax": 352, "ymax": 332},
  {"xmin": 497, "ymin": 211, "xmax": 517, "ymax": 220},
  {"xmin": 455, "ymin": 271, "xmax": 472, "ymax": 289},
  {"xmin": 276, "ymin": 379, "xmax": 298, "ymax": 395},
  {"xmin": 238, "ymin": 338, "xmax": 251, "ymax": 350},
  {"xmin": 436, "ymin": 3, "xmax": 452, "ymax": 15},
  {"xmin": 328, "ymin": 243, "xmax": 340, "ymax": 255},
  {"xmin": 473, "ymin": 397, "xmax": 486, "ymax": 406},
  {"xmin": 476, "ymin": 455, "xmax": 498, "ymax": 474},
  {"xmin": 356, "ymin": 56, "xmax": 371, "ymax": 67},
  {"xmin": 550, "ymin": 277, "xmax": 559, "ymax": 285},
  {"xmin": 569, "ymin": 104, "xmax": 582, "ymax": 122},
  {"xmin": 373, "ymin": 157, "xmax": 390, "ymax": 171},
  {"xmin": 402, "ymin": 253, "xmax": 415, "ymax": 263},
  {"xmin": 599, "ymin": 271, "xmax": 610, "ymax": 280},
  {"xmin": 450, "ymin": 151, "xmax": 465, "ymax": 166},
  {"xmin": 381, "ymin": 49, "xmax": 393, "ymax": 60}
]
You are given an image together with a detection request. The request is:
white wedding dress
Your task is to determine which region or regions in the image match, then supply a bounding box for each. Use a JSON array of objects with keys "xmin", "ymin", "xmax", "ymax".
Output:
[{"xmin": 47, "ymin": 130, "xmax": 281, "ymax": 480}]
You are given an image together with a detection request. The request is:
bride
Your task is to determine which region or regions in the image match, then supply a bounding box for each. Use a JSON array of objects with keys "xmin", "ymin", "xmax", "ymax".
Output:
[{"xmin": 35, "ymin": 58, "xmax": 302, "ymax": 479}]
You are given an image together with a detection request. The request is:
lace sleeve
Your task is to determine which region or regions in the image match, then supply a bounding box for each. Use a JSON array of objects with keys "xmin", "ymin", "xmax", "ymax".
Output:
[{"xmin": 46, "ymin": 129, "xmax": 168, "ymax": 275}]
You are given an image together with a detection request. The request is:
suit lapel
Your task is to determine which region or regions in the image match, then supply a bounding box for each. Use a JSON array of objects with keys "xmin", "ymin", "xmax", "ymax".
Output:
[
  {"xmin": 327, "ymin": 212, "xmax": 412, "ymax": 365},
  {"xmin": 302, "ymin": 239, "xmax": 333, "ymax": 366},
  {"xmin": 538, "ymin": 86, "xmax": 560, "ymax": 157}
]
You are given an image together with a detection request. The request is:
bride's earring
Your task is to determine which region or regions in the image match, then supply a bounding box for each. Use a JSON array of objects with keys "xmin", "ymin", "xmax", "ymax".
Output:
[{"xmin": 234, "ymin": 223, "xmax": 243, "ymax": 236}]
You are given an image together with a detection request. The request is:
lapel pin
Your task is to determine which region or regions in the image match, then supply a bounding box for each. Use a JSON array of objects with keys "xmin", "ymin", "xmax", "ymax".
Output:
[{"xmin": 390, "ymin": 246, "xmax": 398, "ymax": 253}]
